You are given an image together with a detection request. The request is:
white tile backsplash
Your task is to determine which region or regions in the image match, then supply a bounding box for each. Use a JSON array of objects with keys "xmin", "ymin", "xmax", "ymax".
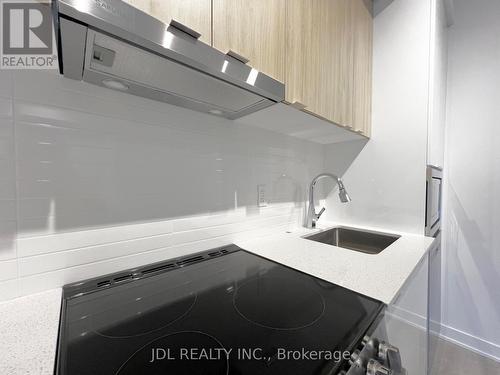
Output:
[
  {"xmin": 0, "ymin": 72, "xmax": 12, "ymax": 99},
  {"xmin": 0, "ymin": 260, "xmax": 17, "ymax": 282},
  {"xmin": 0, "ymin": 279, "xmax": 19, "ymax": 301},
  {"xmin": 0, "ymin": 221, "xmax": 17, "ymax": 261},
  {"xmin": 17, "ymin": 220, "xmax": 174, "ymax": 257},
  {"xmin": 0, "ymin": 69, "xmax": 325, "ymax": 301},
  {"xmin": 0, "ymin": 91, "xmax": 17, "ymax": 293}
]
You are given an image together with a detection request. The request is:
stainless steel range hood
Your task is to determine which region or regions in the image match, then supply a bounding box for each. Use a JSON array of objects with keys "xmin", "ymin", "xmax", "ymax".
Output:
[{"xmin": 52, "ymin": 0, "xmax": 284, "ymax": 119}]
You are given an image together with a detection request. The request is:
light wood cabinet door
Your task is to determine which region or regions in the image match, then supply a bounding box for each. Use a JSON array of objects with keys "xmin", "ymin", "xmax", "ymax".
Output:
[
  {"xmin": 212, "ymin": 0, "xmax": 286, "ymax": 82},
  {"xmin": 151, "ymin": 0, "xmax": 212, "ymax": 44},
  {"xmin": 124, "ymin": 0, "xmax": 372, "ymax": 136},
  {"xmin": 352, "ymin": 0, "xmax": 373, "ymax": 136},
  {"xmin": 123, "ymin": 0, "xmax": 212, "ymax": 45},
  {"xmin": 286, "ymin": 0, "xmax": 354, "ymax": 128}
]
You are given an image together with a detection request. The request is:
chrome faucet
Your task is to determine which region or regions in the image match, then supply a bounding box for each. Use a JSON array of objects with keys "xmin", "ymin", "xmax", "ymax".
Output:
[{"xmin": 305, "ymin": 173, "xmax": 351, "ymax": 229}]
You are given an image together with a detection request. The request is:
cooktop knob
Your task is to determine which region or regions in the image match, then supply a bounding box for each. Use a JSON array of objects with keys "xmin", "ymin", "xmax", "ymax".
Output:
[
  {"xmin": 366, "ymin": 359, "xmax": 393, "ymax": 375},
  {"xmin": 350, "ymin": 349, "xmax": 361, "ymax": 364},
  {"xmin": 362, "ymin": 335, "xmax": 380, "ymax": 358},
  {"xmin": 345, "ymin": 350, "xmax": 367, "ymax": 375},
  {"xmin": 378, "ymin": 342, "xmax": 403, "ymax": 373}
]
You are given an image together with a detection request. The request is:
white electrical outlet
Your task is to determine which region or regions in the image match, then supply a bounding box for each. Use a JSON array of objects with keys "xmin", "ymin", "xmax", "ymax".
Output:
[{"xmin": 257, "ymin": 184, "xmax": 267, "ymax": 207}]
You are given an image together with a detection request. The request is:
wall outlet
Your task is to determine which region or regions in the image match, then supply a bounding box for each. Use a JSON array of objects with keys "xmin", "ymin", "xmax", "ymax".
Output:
[{"xmin": 257, "ymin": 184, "xmax": 267, "ymax": 207}]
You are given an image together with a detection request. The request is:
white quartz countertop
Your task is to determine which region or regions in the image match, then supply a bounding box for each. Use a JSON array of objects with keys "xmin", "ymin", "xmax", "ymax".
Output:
[
  {"xmin": 235, "ymin": 222, "xmax": 435, "ymax": 304},
  {"xmin": 0, "ymin": 288, "xmax": 62, "ymax": 375}
]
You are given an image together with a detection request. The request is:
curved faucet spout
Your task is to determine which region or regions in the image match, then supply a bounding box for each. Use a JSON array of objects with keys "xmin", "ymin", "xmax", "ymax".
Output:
[{"xmin": 305, "ymin": 173, "xmax": 351, "ymax": 229}]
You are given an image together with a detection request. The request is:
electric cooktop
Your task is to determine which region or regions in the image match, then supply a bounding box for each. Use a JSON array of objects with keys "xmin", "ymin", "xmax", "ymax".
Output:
[{"xmin": 56, "ymin": 245, "xmax": 383, "ymax": 375}]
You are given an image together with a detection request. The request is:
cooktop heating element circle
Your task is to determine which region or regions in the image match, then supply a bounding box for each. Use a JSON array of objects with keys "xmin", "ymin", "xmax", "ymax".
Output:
[
  {"xmin": 233, "ymin": 276, "xmax": 326, "ymax": 330},
  {"xmin": 91, "ymin": 291, "xmax": 197, "ymax": 338},
  {"xmin": 115, "ymin": 331, "xmax": 229, "ymax": 375}
]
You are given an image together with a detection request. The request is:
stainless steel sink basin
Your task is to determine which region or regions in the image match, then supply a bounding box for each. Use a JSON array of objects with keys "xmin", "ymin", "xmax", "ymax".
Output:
[{"xmin": 303, "ymin": 227, "xmax": 400, "ymax": 254}]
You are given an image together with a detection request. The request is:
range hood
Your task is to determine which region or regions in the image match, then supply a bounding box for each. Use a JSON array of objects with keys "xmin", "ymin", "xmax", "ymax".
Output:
[{"xmin": 52, "ymin": 0, "xmax": 284, "ymax": 119}]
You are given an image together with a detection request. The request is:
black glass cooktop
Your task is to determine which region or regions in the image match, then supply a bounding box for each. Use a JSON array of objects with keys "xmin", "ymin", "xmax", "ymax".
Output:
[{"xmin": 56, "ymin": 245, "xmax": 383, "ymax": 375}]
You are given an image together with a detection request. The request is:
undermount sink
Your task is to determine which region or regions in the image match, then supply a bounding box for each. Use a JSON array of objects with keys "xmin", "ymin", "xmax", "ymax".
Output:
[{"xmin": 303, "ymin": 227, "xmax": 401, "ymax": 254}]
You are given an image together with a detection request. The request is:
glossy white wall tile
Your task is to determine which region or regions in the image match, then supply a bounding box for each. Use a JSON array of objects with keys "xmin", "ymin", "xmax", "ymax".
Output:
[
  {"xmin": 0, "ymin": 279, "xmax": 19, "ymax": 301},
  {"xmin": 0, "ymin": 71, "xmax": 13, "ymax": 98},
  {"xmin": 0, "ymin": 69, "xmax": 324, "ymax": 301},
  {"xmin": 0, "ymin": 72, "xmax": 18, "ymax": 299}
]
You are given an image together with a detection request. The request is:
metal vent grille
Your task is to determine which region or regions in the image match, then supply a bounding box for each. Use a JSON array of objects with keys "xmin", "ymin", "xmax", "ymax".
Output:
[{"xmin": 63, "ymin": 244, "xmax": 241, "ymax": 297}]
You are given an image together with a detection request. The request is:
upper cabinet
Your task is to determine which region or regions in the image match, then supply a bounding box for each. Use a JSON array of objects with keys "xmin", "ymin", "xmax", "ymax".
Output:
[
  {"xmin": 121, "ymin": 0, "xmax": 373, "ymax": 137},
  {"xmin": 212, "ymin": 0, "xmax": 286, "ymax": 83},
  {"xmin": 286, "ymin": 0, "xmax": 354, "ymax": 129},
  {"xmin": 352, "ymin": 0, "xmax": 373, "ymax": 137},
  {"xmin": 212, "ymin": 0, "xmax": 373, "ymax": 136},
  {"xmin": 123, "ymin": 0, "xmax": 212, "ymax": 44}
]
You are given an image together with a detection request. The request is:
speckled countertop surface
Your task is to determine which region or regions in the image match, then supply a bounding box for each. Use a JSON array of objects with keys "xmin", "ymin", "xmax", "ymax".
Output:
[
  {"xmin": 0, "ymin": 288, "xmax": 62, "ymax": 375},
  {"xmin": 235, "ymin": 221, "xmax": 435, "ymax": 305}
]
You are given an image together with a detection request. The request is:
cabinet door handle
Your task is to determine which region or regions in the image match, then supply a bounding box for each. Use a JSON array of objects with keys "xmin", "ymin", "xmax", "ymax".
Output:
[
  {"xmin": 169, "ymin": 19, "xmax": 202, "ymax": 40},
  {"xmin": 290, "ymin": 101, "xmax": 307, "ymax": 110},
  {"xmin": 226, "ymin": 50, "xmax": 250, "ymax": 64}
]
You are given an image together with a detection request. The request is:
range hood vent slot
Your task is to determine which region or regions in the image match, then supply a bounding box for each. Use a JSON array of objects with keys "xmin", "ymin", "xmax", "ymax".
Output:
[{"xmin": 84, "ymin": 31, "xmax": 267, "ymax": 115}]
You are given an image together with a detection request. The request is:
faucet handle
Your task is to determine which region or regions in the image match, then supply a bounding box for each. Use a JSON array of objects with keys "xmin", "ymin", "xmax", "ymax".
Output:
[{"xmin": 316, "ymin": 207, "xmax": 326, "ymax": 219}]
